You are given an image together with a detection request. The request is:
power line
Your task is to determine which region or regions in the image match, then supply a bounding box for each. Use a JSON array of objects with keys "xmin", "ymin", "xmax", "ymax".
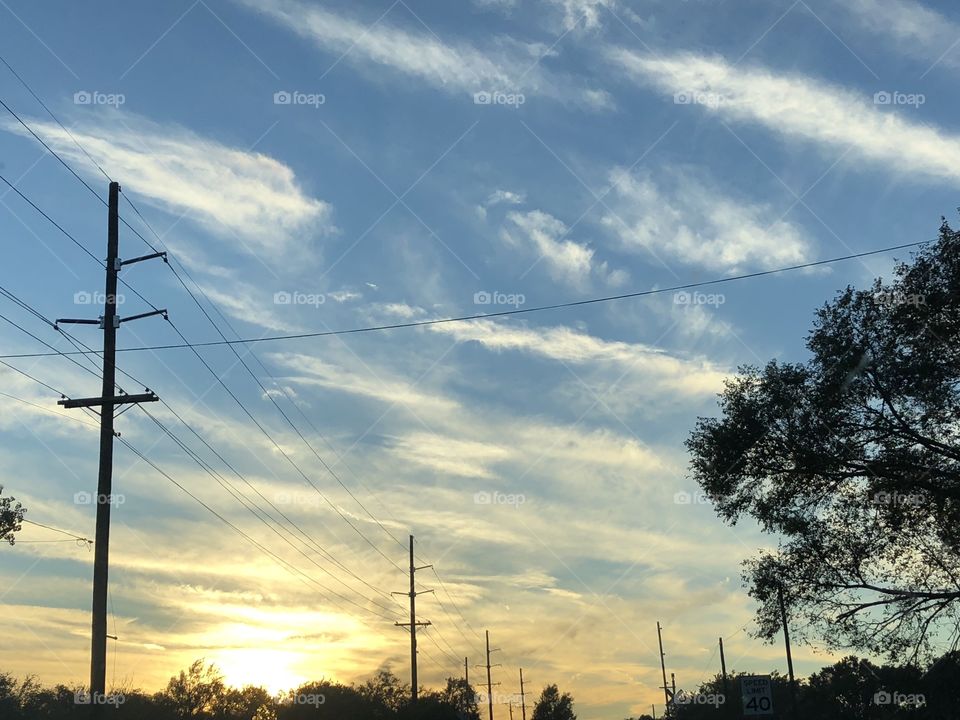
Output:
[
  {"xmin": 0, "ymin": 158, "xmax": 408, "ymax": 596},
  {"xmin": 22, "ymin": 518, "xmax": 93, "ymax": 544},
  {"xmin": 0, "ymin": 284, "xmax": 402, "ymax": 613},
  {"xmin": 1, "ymin": 360, "xmax": 402, "ymax": 630},
  {"xmin": 0, "ymin": 62, "xmax": 475, "ymax": 661},
  {"xmin": 0, "ymin": 238, "xmax": 933, "ymax": 362}
]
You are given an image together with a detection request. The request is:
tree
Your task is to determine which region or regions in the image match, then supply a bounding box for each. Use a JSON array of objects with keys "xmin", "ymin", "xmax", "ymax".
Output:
[
  {"xmin": 687, "ymin": 221, "xmax": 960, "ymax": 661},
  {"xmin": 357, "ymin": 669, "xmax": 409, "ymax": 714},
  {"xmin": 160, "ymin": 660, "xmax": 227, "ymax": 719},
  {"xmin": 436, "ymin": 677, "xmax": 480, "ymax": 720},
  {"xmin": 531, "ymin": 684, "xmax": 576, "ymax": 720},
  {"xmin": 0, "ymin": 485, "xmax": 24, "ymax": 545}
]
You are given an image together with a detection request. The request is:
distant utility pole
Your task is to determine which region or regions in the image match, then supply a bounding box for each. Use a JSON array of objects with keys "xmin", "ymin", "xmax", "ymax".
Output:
[
  {"xmin": 57, "ymin": 181, "xmax": 166, "ymax": 706},
  {"xmin": 778, "ymin": 584, "xmax": 797, "ymax": 718},
  {"xmin": 519, "ymin": 667, "xmax": 527, "ymax": 720},
  {"xmin": 476, "ymin": 630, "xmax": 501, "ymax": 720},
  {"xmin": 465, "ymin": 657, "xmax": 469, "ymax": 685},
  {"xmin": 657, "ymin": 622, "xmax": 672, "ymax": 714},
  {"xmin": 394, "ymin": 535, "xmax": 432, "ymax": 701},
  {"xmin": 719, "ymin": 636, "xmax": 728, "ymax": 701}
]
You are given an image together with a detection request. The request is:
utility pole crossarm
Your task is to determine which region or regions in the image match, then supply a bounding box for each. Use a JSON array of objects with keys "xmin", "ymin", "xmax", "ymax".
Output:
[
  {"xmin": 120, "ymin": 250, "xmax": 167, "ymax": 267},
  {"xmin": 58, "ymin": 392, "xmax": 158, "ymax": 409},
  {"xmin": 120, "ymin": 309, "xmax": 167, "ymax": 324}
]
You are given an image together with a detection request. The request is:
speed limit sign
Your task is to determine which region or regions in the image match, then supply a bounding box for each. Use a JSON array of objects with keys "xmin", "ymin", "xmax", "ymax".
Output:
[{"xmin": 741, "ymin": 675, "xmax": 774, "ymax": 716}]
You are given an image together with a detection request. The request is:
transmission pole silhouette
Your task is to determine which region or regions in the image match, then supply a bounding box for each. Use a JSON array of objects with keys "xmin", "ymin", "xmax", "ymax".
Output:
[
  {"xmin": 56, "ymin": 182, "xmax": 166, "ymax": 709},
  {"xmin": 394, "ymin": 535, "xmax": 432, "ymax": 701},
  {"xmin": 657, "ymin": 621, "xmax": 673, "ymax": 716},
  {"xmin": 519, "ymin": 667, "xmax": 527, "ymax": 720},
  {"xmin": 476, "ymin": 630, "xmax": 501, "ymax": 720},
  {"xmin": 779, "ymin": 584, "xmax": 797, "ymax": 718}
]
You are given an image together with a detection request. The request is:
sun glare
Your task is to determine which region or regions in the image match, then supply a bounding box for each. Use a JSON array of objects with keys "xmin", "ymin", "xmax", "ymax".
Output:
[{"xmin": 212, "ymin": 648, "xmax": 308, "ymax": 696}]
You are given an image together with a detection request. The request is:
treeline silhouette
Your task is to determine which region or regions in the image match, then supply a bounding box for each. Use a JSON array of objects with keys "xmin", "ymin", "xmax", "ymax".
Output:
[
  {"xmin": 629, "ymin": 652, "xmax": 960, "ymax": 719},
  {"xmin": 0, "ymin": 661, "xmax": 578, "ymax": 720}
]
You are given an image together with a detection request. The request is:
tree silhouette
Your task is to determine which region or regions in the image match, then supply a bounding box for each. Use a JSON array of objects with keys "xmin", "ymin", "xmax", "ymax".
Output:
[
  {"xmin": 160, "ymin": 659, "xmax": 226, "ymax": 719},
  {"xmin": 436, "ymin": 677, "xmax": 480, "ymax": 720},
  {"xmin": 0, "ymin": 485, "xmax": 24, "ymax": 545},
  {"xmin": 531, "ymin": 684, "xmax": 576, "ymax": 720},
  {"xmin": 687, "ymin": 221, "xmax": 960, "ymax": 661}
]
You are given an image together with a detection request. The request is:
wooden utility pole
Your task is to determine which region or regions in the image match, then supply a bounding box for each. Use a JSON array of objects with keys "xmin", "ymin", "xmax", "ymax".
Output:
[
  {"xmin": 394, "ymin": 535, "xmax": 432, "ymax": 701},
  {"xmin": 778, "ymin": 584, "xmax": 797, "ymax": 717},
  {"xmin": 657, "ymin": 622, "xmax": 671, "ymax": 714},
  {"xmin": 57, "ymin": 181, "xmax": 165, "ymax": 710},
  {"xmin": 519, "ymin": 667, "xmax": 527, "ymax": 720},
  {"xmin": 477, "ymin": 630, "xmax": 501, "ymax": 720},
  {"xmin": 719, "ymin": 636, "xmax": 728, "ymax": 701},
  {"xmin": 465, "ymin": 656, "xmax": 469, "ymax": 685}
]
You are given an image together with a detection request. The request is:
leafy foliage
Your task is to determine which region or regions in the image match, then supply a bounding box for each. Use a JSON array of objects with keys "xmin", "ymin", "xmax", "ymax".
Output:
[
  {"xmin": 531, "ymin": 684, "xmax": 576, "ymax": 720},
  {"xmin": 687, "ymin": 222, "xmax": 960, "ymax": 661},
  {"xmin": 0, "ymin": 485, "xmax": 25, "ymax": 545}
]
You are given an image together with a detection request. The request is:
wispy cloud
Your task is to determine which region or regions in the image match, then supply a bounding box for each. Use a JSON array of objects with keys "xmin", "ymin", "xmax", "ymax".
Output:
[
  {"xmin": 4, "ymin": 113, "xmax": 334, "ymax": 259},
  {"xmin": 270, "ymin": 352, "xmax": 459, "ymax": 416},
  {"xmin": 501, "ymin": 210, "xmax": 598, "ymax": 288},
  {"xmin": 430, "ymin": 319, "xmax": 727, "ymax": 396},
  {"xmin": 840, "ymin": 0, "xmax": 960, "ymax": 73},
  {"xmin": 603, "ymin": 167, "xmax": 814, "ymax": 271},
  {"xmin": 609, "ymin": 48, "xmax": 960, "ymax": 184},
  {"xmin": 547, "ymin": 0, "xmax": 616, "ymax": 30},
  {"xmin": 239, "ymin": 0, "xmax": 612, "ymax": 108},
  {"xmin": 486, "ymin": 189, "xmax": 526, "ymax": 207}
]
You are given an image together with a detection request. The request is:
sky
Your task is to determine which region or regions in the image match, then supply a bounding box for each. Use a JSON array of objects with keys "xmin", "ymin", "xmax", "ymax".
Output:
[{"xmin": 0, "ymin": 0, "xmax": 958, "ymax": 717}]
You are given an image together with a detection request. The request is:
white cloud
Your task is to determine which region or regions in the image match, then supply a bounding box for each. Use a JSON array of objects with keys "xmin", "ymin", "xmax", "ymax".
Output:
[
  {"xmin": 603, "ymin": 167, "xmax": 814, "ymax": 271},
  {"xmin": 270, "ymin": 352, "xmax": 459, "ymax": 416},
  {"xmin": 430, "ymin": 319, "xmax": 727, "ymax": 396},
  {"xmin": 4, "ymin": 113, "xmax": 333, "ymax": 258},
  {"xmin": 389, "ymin": 432, "xmax": 510, "ymax": 478},
  {"xmin": 548, "ymin": 0, "xmax": 616, "ymax": 30},
  {"xmin": 486, "ymin": 189, "xmax": 526, "ymax": 207},
  {"xmin": 240, "ymin": 0, "xmax": 610, "ymax": 108},
  {"xmin": 375, "ymin": 303, "xmax": 426, "ymax": 319},
  {"xmin": 501, "ymin": 210, "xmax": 596, "ymax": 288},
  {"xmin": 841, "ymin": 0, "xmax": 960, "ymax": 72},
  {"xmin": 609, "ymin": 48, "xmax": 960, "ymax": 184}
]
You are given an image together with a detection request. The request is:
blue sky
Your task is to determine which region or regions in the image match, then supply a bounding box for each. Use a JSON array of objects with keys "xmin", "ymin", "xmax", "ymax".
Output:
[{"xmin": 1, "ymin": 0, "xmax": 959, "ymax": 717}]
